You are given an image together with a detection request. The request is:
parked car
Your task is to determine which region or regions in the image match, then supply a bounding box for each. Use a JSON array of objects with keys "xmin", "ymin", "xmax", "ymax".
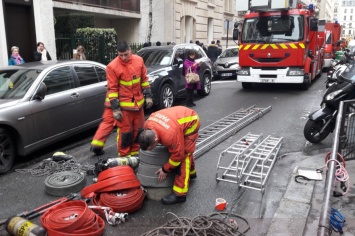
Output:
[
  {"xmin": 212, "ymin": 46, "xmax": 239, "ymax": 80},
  {"xmin": 0, "ymin": 60, "xmax": 107, "ymax": 174},
  {"xmin": 136, "ymin": 44, "xmax": 212, "ymax": 109}
]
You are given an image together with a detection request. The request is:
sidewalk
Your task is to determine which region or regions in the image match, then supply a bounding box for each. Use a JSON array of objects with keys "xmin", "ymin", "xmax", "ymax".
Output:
[{"xmin": 267, "ymin": 152, "xmax": 355, "ymax": 236}]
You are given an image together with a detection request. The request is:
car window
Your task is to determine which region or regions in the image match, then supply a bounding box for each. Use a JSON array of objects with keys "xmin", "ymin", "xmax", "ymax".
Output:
[
  {"xmin": 195, "ymin": 47, "xmax": 204, "ymax": 59},
  {"xmin": 43, "ymin": 66, "xmax": 75, "ymax": 95},
  {"xmin": 137, "ymin": 49, "xmax": 173, "ymax": 66},
  {"xmin": 174, "ymin": 47, "xmax": 186, "ymax": 61},
  {"xmin": 74, "ymin": 64, "xmax": 99, "ymax": 86},
  {"xmin": 96, "ymin": 66, "xmax": 106, "ymax": 82},
  {"xmin": 220, "ymin": 48, "xmax": 239, "ymax": 58},
  {"xmin": 0, "ymin": 69, "xmax": 39, "ymax": 99}
]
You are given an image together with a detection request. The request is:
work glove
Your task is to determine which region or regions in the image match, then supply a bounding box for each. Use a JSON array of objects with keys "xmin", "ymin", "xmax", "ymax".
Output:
[
  {"xmin": 113, "ymin": 108, "xmax": 123, "ymax": 121},
  {"xmin": 145, "ymin": 97, "xmax": 153, "ymax": 109}
]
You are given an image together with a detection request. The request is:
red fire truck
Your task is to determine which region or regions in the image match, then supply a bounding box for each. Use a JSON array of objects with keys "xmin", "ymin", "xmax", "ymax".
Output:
[
  {"xmin": 233, "ymin": 0, "xmax": 324, "ymax": 89},
  {"xmin": 323, "ymin": 22, "xmax": 342, "ymax": 68}
]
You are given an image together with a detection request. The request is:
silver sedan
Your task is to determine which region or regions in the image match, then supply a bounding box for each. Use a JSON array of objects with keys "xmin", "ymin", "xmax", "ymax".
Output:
[
  {"xmin": 0, "ymin": 60, "xmax": 107, "ymax": 174},
  {"xmin": 212, "ymin": 46, "xmax": 240, "ymax": 80}
]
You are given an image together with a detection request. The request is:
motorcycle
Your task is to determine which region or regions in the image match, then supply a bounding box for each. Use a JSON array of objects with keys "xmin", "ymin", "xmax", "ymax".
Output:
[
  {"xmin": 304, "ymin": 62, "xmax": 355, "ymax": 143},
  {"xmin": 326, "ymin": 49, "xmax": 353, "ymax": 88}
]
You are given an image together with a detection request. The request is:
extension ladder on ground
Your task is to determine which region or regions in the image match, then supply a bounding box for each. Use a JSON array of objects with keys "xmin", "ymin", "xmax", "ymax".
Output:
[
  {"xmin": 216, "ymin": 133, "xmax": 263, "ymax": 184},
  {"xmin": 194, "ymin": 105, "xmax": 272, "ymax": 159},
  {"xmin": 239, "ymin": 135, "xmax": 283, "ymax": 193}
]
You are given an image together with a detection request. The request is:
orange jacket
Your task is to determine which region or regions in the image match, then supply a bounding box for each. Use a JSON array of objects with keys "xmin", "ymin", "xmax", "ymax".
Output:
[
  {"xmin": 144, "ymin": 106, "xmax": 200, "ymax": 172},
  {"xmin": 105, "ymin": 54, "xmax": 150, "ymax": 110}
]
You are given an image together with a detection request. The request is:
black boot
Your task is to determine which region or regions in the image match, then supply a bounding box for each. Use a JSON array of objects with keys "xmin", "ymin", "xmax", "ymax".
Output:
[
  {"xmin": 90, "ymin": 146, "xmax": 105, "ymax": 156},
  {"xmin": 186, "ymin": 89, "xmax": 195, "ymax": 107},
  {"xmin": 161, "ymin": 193, "xmax": 186, "ymax": 205}
]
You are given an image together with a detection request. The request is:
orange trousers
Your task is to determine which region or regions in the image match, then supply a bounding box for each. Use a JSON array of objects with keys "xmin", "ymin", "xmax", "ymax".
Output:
[
  {"xmin": 91, "ymin": 108, "xmax": 115, "ymax": 150},
  {"xmin": 115, "ymin": 108, "xmax": 145, "ymax": 157},
  {"xmin": 172, "ymin": 132, "xmax": 198, "ymax": 196}
]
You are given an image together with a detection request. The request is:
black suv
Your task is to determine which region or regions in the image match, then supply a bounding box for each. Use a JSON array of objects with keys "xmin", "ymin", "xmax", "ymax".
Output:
[{"xmin": 137, "ymin": 43, "xmax": 212, "ymax": 109}]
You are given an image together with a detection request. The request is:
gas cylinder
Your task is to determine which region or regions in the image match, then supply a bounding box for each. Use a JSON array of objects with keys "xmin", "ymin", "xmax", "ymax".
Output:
[
  {"xmin": 107, "ymin": 156, "xmax": 140, "ymax": 168},
  {"xmin": 6, "ymin": 216, "xmax": 46, "ymax": 236}
]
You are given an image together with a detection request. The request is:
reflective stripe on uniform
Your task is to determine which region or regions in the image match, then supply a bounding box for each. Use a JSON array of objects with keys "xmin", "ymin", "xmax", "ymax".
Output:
[
  {"xmin": 141, "ymin": 81, "xmax": 150, "ymax": 87},
  {"xmin": 169, "ymin": 159, "xmax": 181, "ymax": 167},
  {"xmin": 131, "ymin": 151, "xmax": 139, "ymax": 156},
  {"xmin": 173, "ymin": 155, "xmax": 190, "ymax": 194},
  {"xmin": 178, "ymin": 115, "xmax": 200, "ymax": 135},
  {"xmin": 108, "ymin": 92, "xmax": 118, "ymax": 98},
  {"xmin": 120, "ymin": 98, "xmax": 145, "ymax": 107},
  {"xmin": 119, "ymin": 77, "xmax": 141, "ymax": 86},
  {"xmin": 91, "ymin": 140, "xmax": 105, "ymax": 147}
]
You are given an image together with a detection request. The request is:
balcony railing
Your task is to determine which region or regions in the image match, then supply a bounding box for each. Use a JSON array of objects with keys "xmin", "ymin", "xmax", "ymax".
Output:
[{"xmin": 54, "ymin": 0, "xmax": 140, "ymax": 13}]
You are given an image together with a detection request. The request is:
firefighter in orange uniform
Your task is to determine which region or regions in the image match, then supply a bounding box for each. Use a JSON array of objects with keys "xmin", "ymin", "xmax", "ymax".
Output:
[
  {"xmin": 91, "ymin": 41, "xmax": 153, "ymax": 157},
  {"xmin": 138, "ymin": 106, "xmax": 200, "ymax": 205}
]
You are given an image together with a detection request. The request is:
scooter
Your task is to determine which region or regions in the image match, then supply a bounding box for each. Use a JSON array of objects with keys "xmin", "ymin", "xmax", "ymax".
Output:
[
  {"xmin": 326, "ymin": 50, "xmax": 353, "ymax": 88},
  {"xmin": 304, "ymin": 63, "xmax": 355, "ymax": 143}
]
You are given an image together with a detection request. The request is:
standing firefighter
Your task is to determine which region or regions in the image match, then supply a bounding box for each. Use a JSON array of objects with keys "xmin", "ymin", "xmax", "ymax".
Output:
[
  {"xmin": 138, "ymin": 106, "xmax": 200, "ymax": 205},
  {"xmin": 91, "ymin": 41, "xmax": 153, "ymax": 157}
]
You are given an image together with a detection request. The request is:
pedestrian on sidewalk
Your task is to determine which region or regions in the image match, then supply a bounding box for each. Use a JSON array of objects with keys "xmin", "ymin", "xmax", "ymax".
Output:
[
  {"xmin": 183, "ymin": 49, "xmax": 201, "ymax": 107},
  {"xmin": 90, "ymin": 41, "xmax": 153, "ymax": 157},
  {"xmin": 207, "ymin": 40, "xmax": 220, "ymax": 64},
  {"xmin": 33, "ymin": 42, "xmax": 52, "ymax": 61},
  {"xmin": 138, "ymin": 106, "xmax": 200, "ymax": 205},
  {"xmin": 73, "ymin": 45, "xmax": 86, "ymax": 60},
  {"xmin": 8, "ymin": 46, "xmax": 25, "ymax": 65}
]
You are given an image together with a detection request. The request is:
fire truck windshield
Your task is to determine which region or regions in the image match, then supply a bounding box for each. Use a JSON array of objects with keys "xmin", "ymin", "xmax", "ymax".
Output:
[{"xmin": 241, "ymin": 15, "xmax": 304, "ymax": 43}]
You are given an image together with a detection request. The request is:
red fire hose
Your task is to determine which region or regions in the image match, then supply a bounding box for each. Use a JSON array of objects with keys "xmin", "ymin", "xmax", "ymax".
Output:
[
  {"xmin": 41, "ymin": 200, "xmax": 105, "ymax": 236},
  {"xmin": 81, "ymin": 166, "xmax": 145, "ymax": 214}
]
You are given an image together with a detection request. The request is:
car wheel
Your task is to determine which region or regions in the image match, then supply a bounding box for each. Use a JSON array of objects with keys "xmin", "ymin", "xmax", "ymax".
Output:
[
  {"xmin": 0, "ymin": 128, "xmax": 16, "ymax": 174},
  {"xmin": 197, "ymin": 73, "xmax": 211, "ymax": 96},
  {"xmin": 158, "ymin": 84, "xmax": 174, "ymax": 109},
  {"xmin": 242, "ymin": 82, "xmax": 253, "ymax": 89}
]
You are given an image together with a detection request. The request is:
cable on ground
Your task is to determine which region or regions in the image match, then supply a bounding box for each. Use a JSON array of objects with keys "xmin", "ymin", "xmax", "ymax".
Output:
[
  {"xmin": 330, "ymin": 208, "xmax": 345, "ymax": 234},
  {"xmin": 140, "ymin": 212, "xmax": 250, "ymax": 236},
  {"xmin": 15, "ymin": 157, "xmax": 94, "ymax": 176}
]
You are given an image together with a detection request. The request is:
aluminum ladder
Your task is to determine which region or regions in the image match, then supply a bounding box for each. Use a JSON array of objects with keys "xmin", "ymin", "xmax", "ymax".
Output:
[
  {"xmin": 239, "ymin": 135, "xmax": 283, "ymax": 193},
  {"xmin": 194, "ymin": 105, "xmax": 272, "ymax": 159},
  {"xmin": 216, "ymin": 133, "xmax": 263, "ymax": 184}
]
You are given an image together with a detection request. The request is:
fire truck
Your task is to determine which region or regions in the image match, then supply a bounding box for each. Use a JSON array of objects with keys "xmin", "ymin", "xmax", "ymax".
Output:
[
  {"xmin": 323, "ymin": 22, "xmax": 342, "ymax": 68},
  {"xmin": 233, "ymin": 0, "xmax": 325, "ymax": 90}
]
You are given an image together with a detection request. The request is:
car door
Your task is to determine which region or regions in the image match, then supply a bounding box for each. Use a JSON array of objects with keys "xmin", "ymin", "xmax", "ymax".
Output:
[
  {"xmin": 72, "ymin": 63, "xmax": 107, "ymax": 126},
  {"xmin": 29, "ymin": 66, "xmax": 82, "ymax": 142},
  {"xmin": 172, "ymin": 46, "xmax": 190, "ymax": 94}
]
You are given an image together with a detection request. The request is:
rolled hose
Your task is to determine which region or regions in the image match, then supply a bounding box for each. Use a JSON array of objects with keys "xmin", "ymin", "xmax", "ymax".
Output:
[{"xmin": 40, "ymin": 200, "xmax": 105, "ymax": 236}]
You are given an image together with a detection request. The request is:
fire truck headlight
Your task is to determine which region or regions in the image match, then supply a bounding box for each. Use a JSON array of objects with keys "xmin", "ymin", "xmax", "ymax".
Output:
[
  {"xmin": 287, "ymin": 69, "xmax": 305, "ymax": 76},
  {"xmin": 237, "ymin": 68, "xmax": 250, "ymax": 75}
]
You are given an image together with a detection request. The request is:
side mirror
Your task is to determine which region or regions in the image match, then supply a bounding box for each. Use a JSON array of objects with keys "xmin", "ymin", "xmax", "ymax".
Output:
[
  {"xmin": 310, "ymin": 18, "xmax": 318, "ymax": 31},
  {"xmin": 34, "ymin": 82, "xmax": 47, "ymax": 100},
  {"xmin": 233, "ymin": 28, "xmax": 239, "ymax": 41}
]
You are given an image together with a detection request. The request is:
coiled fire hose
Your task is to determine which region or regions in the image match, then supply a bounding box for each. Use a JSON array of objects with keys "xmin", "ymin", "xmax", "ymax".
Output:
[
  {"xmin": 81, "ymin": 166, "xmax": 145, "ymax": 214},
  {"xmin": 40, "ymin": 200, "xmax": 105, "ymax": 236},
  {"xmin": 81, "ymin": 166, "xmax": 141, "ymax": 198}
]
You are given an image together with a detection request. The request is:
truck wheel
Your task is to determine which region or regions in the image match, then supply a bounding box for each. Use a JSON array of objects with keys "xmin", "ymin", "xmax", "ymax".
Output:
[
  {"xmin": 0, "ymin": 128, "xmax": 16, "ymax": 174},
  {"xmin": 242, "ymin": 82, "xmax": 252, "ymax": 89},
  {"xmin": 300, "ymin": 74, "xmax": 311, "ymax": 90}
]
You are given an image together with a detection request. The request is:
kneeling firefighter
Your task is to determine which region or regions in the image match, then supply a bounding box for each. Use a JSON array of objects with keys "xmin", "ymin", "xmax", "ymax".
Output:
[{"xmin": 138, "ymin": 106, "xmax": 200, "ymax": 205}]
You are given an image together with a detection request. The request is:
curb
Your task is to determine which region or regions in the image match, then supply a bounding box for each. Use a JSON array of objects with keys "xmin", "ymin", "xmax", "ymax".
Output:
[{"xmin": 267, "ymin": 153, "xmax": 325, "ymax": 236}]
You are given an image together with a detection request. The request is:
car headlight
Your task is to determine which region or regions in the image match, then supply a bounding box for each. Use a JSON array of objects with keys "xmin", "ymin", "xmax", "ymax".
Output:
[
  {"xmin": 148, "ymin": 75, "xmax": 159, "ymax": 83},
  {"xmin": 326, "ymin": 90, "xmax": 343, "ymax": 100},
  {"xmin": 230, "ymin": 64, "xmax": 240, "ymax": 69},
  {"xmin": 237, "ymin": 69, "xmax": 250, "ymax": 75},
  {"xmin": 287, "ymin": 68, "xmax": 304, "ymax": 76}
]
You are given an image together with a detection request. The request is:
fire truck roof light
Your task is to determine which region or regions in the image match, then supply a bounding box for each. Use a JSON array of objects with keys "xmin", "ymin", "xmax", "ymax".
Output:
[{"xmin": 309, "ymin": 4, "xmax": 314, "ymax": 11}]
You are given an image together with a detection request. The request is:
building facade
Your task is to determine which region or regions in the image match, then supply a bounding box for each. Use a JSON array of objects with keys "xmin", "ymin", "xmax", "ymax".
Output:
[
  {"xmin": 337, "ymin": 0, "xmax": 355, "ymax": 39},
  {"xmin": 0, "ymin": 0, "xmax": 239, "ymax": 67}
]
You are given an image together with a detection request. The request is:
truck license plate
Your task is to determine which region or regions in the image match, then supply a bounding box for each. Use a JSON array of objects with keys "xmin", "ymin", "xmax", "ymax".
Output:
[
  {"xmin": 261, "ymin": 79, "xmax": 273, "ymax": 83},
  {"xmin": 221, "ymin": 73, "xmax": 233, "ymax": 77}
]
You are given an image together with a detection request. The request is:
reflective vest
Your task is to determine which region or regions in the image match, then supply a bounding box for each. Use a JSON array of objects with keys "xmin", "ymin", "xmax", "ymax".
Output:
[{"xmin": 105, "ymin": 54, "xmax": 150, "ymax": 110}]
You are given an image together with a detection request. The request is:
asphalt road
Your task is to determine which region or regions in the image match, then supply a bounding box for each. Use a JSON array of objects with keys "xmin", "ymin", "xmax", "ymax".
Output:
[{"xmin": 0, "ymin": 74, "xmax": 333, "ymax": 235}]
